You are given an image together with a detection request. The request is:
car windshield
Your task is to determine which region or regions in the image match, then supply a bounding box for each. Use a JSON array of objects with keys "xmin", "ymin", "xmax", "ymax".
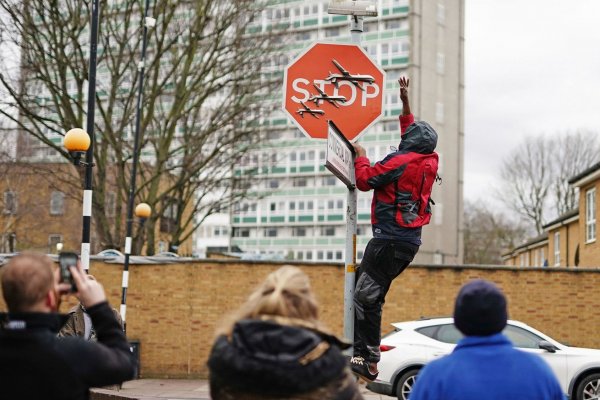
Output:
[{"xmin": 416, "ymin": 323, "xmax": 548, "ymax": 349}]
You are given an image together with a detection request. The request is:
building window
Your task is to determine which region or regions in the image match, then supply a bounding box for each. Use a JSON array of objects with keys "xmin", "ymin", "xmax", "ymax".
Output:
[
  {"xmin": 321, "ymin": 226, "xmax": 335, "ymax": 236},
  {"xmin": 50, "ymin": 191, "xmax": 65, "ymax": 215},
  {"xmin": 160, "ymin": 198, "xmax": 178, "ymax": 234},
  {"xmin": 0, "ymin": 232, "xmax": 16, "ymax": 253},
  {"xmin": 586, "ymin": 188, "xmax": 596, "ymax": 242},
  {"xmin": 437, "ymin": 3, "xmax": 446, "ymax": 24},
  {"xmin": 293, "ymin": 178, "xmax": 307, "ymax": 187},
  {"xmin": 233, "ymin": 228, "xmax": 250, "ymax": 238},
  {"xmin": 48, "ymin": 234, "xmax": 63, "ymax": 253},
  {"xmin": 292, "ymin": 227, "xmax": 306, "ymax": 237},
  {"xmin": 436, "ymin": 102, "xmax": 444, "ymax": 123},
  {"xmin": 264, "ymin": 228, "xmax": 278, "ymax": 237},
  {"xmin": 436, "ymin": 52, "xmax": 445, "ymax": 74},
  {"xmin": 554, "ymin": 232, "xmax": 560, "ymax": 266},
  {"xmin": 106, "ymin": 191, "xmax": 116, "ymax": 217},
  {"xmin": 3, "ymin": 191, "xmax": 17, "ymax": 215}
]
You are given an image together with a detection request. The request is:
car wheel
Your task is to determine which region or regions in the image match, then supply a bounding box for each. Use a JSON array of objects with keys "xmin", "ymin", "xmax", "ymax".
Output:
[
  {"xmin": 395, "ymin": 369, "xmax": 420, "ymax": 400},
  {"xmin": 576, "ymin": 373, "xmax": 600, "ymax": 400}
]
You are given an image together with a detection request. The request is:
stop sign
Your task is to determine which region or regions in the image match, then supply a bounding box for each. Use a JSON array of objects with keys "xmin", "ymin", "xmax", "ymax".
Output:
[{"xmin": 283, "ymin": 42, "xmax": 385, "ymax": 141}]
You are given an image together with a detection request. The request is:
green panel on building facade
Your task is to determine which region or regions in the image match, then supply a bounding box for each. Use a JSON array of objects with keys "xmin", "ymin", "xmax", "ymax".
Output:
[
  {"xmin": 270, "ymin": 216, "xmax": 285, "ymax": 223},
  {"xmin": 291, "ymin": 167, "xmax": 297, "ymax": 173},
  {"xmin": 332, "ymin": 238, "xmax": 345, "ymax": 245},
  {"xmin": 242, "ymin": 217, "xmax": 257, "ymax": 223},
  {"xmin": 382, "ymin": 8, "xmax": 390, "ymax": 16},
  {"xmin": 271, "ymin": 167, "xmax": 286, "ymax": 174},
  {"xmin": 358, "ymin": 213, "xmax": 370, "ymax": 220},
  {"xmin": 393, "ymin": 6, "xmax": 409, "ymax": 13},
  {"xmin": 316, "ymin": 239, "xmax": 329, "ymax": 245},
  {"xmin": 299, "ymin": 166, "xmax": 314, "ymax": 172},
  {"xmin": 327, "ymin": 215, "xmax": 344, "ymax": 221},
  {"xmin": 261, "ymin": 217, "xmax": 267, "ymax": 222},
  {"xmin": 392, "ymin": 57, "xmax": 409, "ymax": 65},
  {"xmin": 304, "ymin": 18, "xmax": 318, "ymax": 26},
  {"xmin": 289, "ymin": 216, "xmax": 296, "ymax": 222},
  {"xmin": 233, "ymin": 217, "xmax": 240, "ymax": 223},
  {"xmin": 332, "ymin": 15, "xmax": 346, "ymax": 22},
  {"xmin": 273, "ymin": 118, "xmax": 287, "ymax": 126},
  {"xmin": 318, "ymin": 216, "xmax": 325, "ymax": 221},
  {"xmin": 299, "ymin": 215, "xmax": 313, "ymax": 222}
]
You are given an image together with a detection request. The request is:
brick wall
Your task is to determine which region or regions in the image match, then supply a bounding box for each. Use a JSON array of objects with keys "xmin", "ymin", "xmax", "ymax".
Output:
[{"xmin": 2, "ymin": 259, "xmax": 600, "ymax": 378}]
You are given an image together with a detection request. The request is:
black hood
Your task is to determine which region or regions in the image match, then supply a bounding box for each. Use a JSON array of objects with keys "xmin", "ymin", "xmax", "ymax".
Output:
[
  {"xmin": 208, "ymin": 319, "xmax": 348, "ymax": 396},
  {"xmin": 399, "ymin": 121, "xmax": 438, "ymax": 154}
]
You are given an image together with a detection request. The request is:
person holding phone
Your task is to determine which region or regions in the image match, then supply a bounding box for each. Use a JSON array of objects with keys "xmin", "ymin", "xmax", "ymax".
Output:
[{"xmin": 0, "ymin": 252, "xmax": 136, "ymax": 399}]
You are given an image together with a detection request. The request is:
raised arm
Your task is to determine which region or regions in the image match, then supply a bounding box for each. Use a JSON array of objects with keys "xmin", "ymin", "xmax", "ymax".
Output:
[
  {"xmin": 399, "ymin": 77, "xmax": 411, "ymax": 116},
  {"xmin": 398, "ymin": 77, "xmax": 414, "ymax": 134}
]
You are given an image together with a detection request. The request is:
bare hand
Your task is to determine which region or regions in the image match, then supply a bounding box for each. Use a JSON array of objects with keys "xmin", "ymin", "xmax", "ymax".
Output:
[
  {"xmin": 399, "ymin": 77, "xmax": 409, "ymax": 103},
  {"xmin": 353, "ymin": 143, "xmax": 366, "ymax": 158},
  {"xmin": 69, "ymin": 263, "xmax": 107, "ymax": 308}
]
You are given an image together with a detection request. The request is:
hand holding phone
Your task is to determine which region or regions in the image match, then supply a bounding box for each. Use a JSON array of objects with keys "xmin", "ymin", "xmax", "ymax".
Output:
[{"xmin": 58, "ymin": 252, "xmax": 78, "ymax": 293}]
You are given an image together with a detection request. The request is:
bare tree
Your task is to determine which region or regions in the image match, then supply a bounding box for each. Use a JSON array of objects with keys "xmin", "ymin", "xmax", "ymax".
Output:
[
  {"xmin": 463, "ymin": 201, "xmax": 529, "ymax": 265},
  {"xmin": 0, "ymin": 0, "xmax": 283, "ymax": 254},
  {"xmin": 499, "ymin": 132, "xmax": 600, "ymax": 234}
]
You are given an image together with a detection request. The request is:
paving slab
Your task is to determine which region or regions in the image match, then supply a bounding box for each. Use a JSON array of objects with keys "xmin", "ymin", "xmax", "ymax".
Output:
[{"xmin": 91, "ymin": 379, "xmax": 395, "ymax": 400}]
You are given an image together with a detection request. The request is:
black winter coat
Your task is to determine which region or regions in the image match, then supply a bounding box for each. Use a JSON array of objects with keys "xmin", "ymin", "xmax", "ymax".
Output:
[
  {"xmin": 208, "ymin": 317, "xmax": 364, "ymax": 400},
  {"xmin": 0, "ymin": 301, "xmax": 136, "ymax": 400}
]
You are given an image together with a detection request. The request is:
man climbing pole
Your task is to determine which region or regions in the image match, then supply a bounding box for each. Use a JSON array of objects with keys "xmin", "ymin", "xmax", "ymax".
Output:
[{"xmin": 349, "ymin": 77, "xmax": 440, "ymax": 382}]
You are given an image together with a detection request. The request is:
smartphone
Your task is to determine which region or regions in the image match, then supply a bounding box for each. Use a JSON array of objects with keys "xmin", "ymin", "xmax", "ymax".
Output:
[{"xmin": 58, "ymin": 252, "xmax": 78, "ymax": 292}]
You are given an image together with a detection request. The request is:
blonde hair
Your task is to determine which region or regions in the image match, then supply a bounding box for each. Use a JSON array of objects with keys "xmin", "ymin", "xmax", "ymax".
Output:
[{"xmin": 217, "ymin": 265, "xmax": 320, "ymax": 336}]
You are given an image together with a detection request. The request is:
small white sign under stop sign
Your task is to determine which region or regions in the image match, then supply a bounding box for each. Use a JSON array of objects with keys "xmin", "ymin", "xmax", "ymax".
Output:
[{"xmin": 325, "ymin": 121, "xmax": 356, "ymax": 189}]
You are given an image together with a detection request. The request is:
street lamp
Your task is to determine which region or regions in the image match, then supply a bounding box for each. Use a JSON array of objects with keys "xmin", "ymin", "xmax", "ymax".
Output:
[
  {"xmin": 64, "ymin": 128, "xmax": 94, "ymax": 272},
  {"xmin": 120, "ymin": 0, "xmax": 155, "ymax": 332},
  {"xmin": 120, "ymin": 202, "xmax": 151, "ymax": 332},
  {"xmin": 61, "ymin": 0, "xmax": 100, "ymax": 272}
]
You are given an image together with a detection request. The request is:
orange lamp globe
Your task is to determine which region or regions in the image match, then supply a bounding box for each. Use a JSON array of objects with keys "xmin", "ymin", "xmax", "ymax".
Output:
[
  {"xmin": 135, "ymin": 203, "xmax": 152, "ymax": 219},
  {"xmin": 64, "ymin": 128, "xmax": 91, "ymax": 152}
]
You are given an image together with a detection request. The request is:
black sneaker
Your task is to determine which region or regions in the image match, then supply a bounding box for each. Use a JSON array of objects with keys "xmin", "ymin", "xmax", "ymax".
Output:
[{"xmin": 349, "ymin": 356, "xmax": 378, "ymax": 382}]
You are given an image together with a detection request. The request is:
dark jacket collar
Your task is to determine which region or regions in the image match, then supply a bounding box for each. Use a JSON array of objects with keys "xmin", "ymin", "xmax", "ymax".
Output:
[
  {"xmin": 455, "ymin": 332, "xmax": 512, "ymax": 350},
  {"xmin": 0, "ymin": 312, "xmax": 69, "ymax": 334}
]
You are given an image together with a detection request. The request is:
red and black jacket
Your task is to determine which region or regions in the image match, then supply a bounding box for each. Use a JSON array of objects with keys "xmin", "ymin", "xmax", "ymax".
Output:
[{"xmin": 355, "ymin": 114, "xmax": 439, "ymax": 244}]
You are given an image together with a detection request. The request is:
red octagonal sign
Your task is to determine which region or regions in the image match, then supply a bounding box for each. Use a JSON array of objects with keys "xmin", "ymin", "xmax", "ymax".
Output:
[{"xmin": 283, "ymin": 42, "xmax": 385, "ymax": 141}]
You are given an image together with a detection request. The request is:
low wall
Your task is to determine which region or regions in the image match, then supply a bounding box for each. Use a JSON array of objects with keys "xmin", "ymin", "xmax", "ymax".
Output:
[{"xmin": 1, "ymin": 259, "xmax": 599, "ymax": 378}]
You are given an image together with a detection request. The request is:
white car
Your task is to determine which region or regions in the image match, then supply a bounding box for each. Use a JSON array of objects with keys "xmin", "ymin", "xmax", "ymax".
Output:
[{"xmin": 367, "ymin": 317, "xmax": 600, "ymax": 400}]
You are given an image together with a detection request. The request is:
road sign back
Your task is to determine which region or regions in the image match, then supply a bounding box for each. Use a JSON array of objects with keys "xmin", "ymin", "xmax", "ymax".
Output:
[{"xmin": 283, "ymin": 42, "xmax": 385, "ymax": 141}]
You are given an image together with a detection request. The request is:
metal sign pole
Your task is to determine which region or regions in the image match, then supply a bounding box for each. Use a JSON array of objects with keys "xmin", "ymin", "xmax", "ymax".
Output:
[{"xmin": 342, "ymin": 14, "xmax": 363, "ymax": 351}]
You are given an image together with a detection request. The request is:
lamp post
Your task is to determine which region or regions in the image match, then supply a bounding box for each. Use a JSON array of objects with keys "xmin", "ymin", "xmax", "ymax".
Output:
[
  {"xmin": 64, "ymin": 128, "xmax": 92, "ymax": 271},
  {"xmin": 120, "ymin": 202, "xmax": 151, "ymax": 332},
  {"xmin": 62, "ymin": 0, "xmax": 100, "ymax": 271},
  {"xmin": 120, "ymin": 0, "xmax": 155, "ymax": 332},
  {"xmin": 79, "ymin": 0, "xmax": 101, "ymax": 271}
]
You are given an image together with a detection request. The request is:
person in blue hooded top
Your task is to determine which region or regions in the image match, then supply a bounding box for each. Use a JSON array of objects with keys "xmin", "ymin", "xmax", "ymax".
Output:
[{"xmin": 409, "ymin": 279, "xmax": 565, "ymax": 400}]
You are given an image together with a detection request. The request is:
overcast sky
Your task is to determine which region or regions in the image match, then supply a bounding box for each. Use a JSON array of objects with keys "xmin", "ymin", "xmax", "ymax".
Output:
[{"xmin": 464, "ymin": 0, "xmax": 600, "ymax": 206}]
